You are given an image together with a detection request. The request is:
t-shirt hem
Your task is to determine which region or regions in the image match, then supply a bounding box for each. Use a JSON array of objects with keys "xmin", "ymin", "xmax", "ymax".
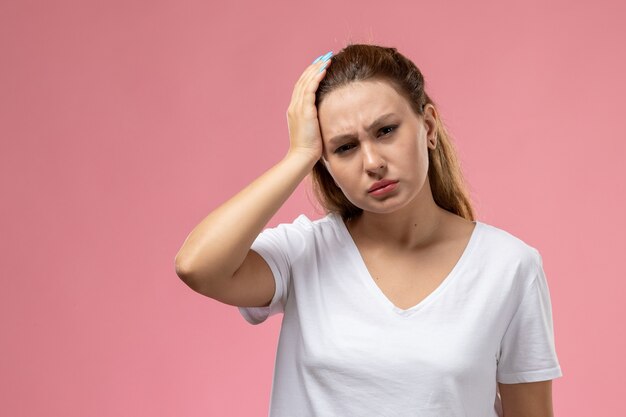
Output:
[{"xmin": 497, "ymin": 365, "xmax": 563, "ymax": 384}]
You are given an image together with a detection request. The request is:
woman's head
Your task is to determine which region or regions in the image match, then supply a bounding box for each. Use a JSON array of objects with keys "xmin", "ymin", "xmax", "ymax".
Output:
[{"xmin": 310, "ymin": 43, "xmax": 475, "ymax": 222}]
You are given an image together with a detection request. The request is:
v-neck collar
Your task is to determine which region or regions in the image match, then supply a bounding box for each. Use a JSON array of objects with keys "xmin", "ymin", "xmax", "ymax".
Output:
[{"xmin": 331, "ymin": 212, "xmax": 483, "ymax": 317}]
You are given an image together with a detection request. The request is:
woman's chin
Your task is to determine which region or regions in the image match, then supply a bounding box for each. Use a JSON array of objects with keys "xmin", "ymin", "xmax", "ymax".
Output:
[{"xmin": 355, "ymin": 197, "xmax": 407, "ymax": 214}]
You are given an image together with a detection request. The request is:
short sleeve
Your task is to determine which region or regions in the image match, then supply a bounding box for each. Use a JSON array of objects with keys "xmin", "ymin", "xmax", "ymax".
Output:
[
  {"xmin": 237, "ymin": 221, "xmax": 297, "ymax": 325},
  {"xmin": 496, "ymin": 251, "xmax": 564, "ymax": 383}
]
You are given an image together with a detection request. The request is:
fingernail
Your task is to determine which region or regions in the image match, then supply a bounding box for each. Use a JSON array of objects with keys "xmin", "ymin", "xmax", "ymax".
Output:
[
  {"xmin": 312, "ymin": 54, "xmax": 324, "ymax": 64},
  {"xmin": 321, "ymin": 51, "xmax": 333, "ymax": 62}
]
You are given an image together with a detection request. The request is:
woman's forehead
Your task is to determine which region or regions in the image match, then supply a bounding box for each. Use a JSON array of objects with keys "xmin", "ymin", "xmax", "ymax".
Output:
[
  {"xmin": 319, "ymin": 81, "xmax": 411, "ymax": 126},
  {"xmin": 323, "ymin": 79, "xmax": 400, "ymax": 102}
]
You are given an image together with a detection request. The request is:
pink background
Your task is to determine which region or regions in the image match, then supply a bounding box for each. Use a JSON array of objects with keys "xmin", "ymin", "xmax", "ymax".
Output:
[{"xmin": 2, "ymin": 0, "xmax": 624, "ymax": 415}]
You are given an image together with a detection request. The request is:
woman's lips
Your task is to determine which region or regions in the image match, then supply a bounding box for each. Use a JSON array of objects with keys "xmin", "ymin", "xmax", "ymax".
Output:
[
  {"xmin": 368, "ymin": 181, "xmax": 399, "ymax": 196},
  {"xmin": 368, "ymin": 179, "xmax": 398, "ymax": 192}
]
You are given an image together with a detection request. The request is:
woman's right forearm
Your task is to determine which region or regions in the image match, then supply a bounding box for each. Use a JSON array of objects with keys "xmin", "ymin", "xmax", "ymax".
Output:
[{"xmin": 175, "ymin": 150, "xmax": 318, "ymax": 288}]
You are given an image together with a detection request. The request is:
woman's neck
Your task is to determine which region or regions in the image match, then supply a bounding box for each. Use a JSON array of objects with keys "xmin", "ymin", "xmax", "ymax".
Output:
[{"xmin": 345, "ymin": 204, "xmax": 449, "ymax": 252}]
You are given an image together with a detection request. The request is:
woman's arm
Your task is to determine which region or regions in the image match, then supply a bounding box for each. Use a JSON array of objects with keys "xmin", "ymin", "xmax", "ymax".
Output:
[
  {"xmin": 174, "ymin": 151, "xmax": 317, "ymax": 294},
  {"xmin": 498, "ymin": 380, "xmax": 554, "ymax": 417},
  {"xmin": 174, "ymin": 54, "xmax": 331, "ymax": 296}
]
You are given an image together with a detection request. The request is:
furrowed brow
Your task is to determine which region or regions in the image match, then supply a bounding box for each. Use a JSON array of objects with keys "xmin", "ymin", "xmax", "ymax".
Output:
[{"xmin": 327, "ymin": 113, "xmax": 397, "ymax": 146}]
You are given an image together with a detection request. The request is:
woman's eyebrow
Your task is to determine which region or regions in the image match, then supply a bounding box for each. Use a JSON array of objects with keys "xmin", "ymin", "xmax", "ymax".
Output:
[{"xmin": 328, "ymin": 113, "xmax": 398, "ymax": 146}]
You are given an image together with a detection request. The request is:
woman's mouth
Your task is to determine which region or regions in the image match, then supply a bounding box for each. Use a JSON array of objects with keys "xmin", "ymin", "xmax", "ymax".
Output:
[{"xmin": 368, "ymin": 181, "xmax": 399, "ymax": 196}]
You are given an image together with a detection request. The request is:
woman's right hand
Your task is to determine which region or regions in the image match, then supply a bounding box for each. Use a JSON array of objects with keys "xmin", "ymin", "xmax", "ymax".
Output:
[{"xmin": 286, "ymin": 51, "xmax": 333, "ymax": 162}]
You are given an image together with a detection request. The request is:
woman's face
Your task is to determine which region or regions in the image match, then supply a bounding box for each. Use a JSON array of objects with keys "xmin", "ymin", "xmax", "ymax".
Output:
[{"xmin": 318, "ymin": 79, "xmax": 437, "ymax": 214}]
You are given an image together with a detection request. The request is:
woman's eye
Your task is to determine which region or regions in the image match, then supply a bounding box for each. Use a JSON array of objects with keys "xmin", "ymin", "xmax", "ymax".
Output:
[
  {"xmin": 334, "ymin": 144, "xmax": 354, "ymax": 154},
  {"xmin": 380, "ymin": 125, "xmax": 397, "ymax": 136}
]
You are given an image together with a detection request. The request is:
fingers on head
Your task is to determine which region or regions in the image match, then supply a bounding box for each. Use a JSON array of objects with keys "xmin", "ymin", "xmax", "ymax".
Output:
[
  {"xmin": 294, "ymin": 57, "xmax": 331, "ymax": 104},
  {"xmin": 307, "ymin": 59, "xmax": 331, "ymax": 89}
]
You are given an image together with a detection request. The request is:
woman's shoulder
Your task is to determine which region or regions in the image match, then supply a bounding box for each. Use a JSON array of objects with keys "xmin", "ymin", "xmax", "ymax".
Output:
[
  {"xmin": 256, "ymin": 212, "xmax": 347, "ymax": 260},
  {"xmin": 262, "ymin": 212, "xmax": 343, "ymax": 241},
  {"xmin": 474, "ymin": 219, "xmax": 542, "ymax": 264}
]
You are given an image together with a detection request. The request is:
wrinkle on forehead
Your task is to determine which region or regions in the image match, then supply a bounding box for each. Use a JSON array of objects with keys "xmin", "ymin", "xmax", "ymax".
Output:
[{"xmin": 318, "ymin": 80, "xmax": 411, "ymax": 140}]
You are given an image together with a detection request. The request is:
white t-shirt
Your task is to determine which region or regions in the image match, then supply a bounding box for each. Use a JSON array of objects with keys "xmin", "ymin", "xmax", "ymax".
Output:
[{"xmin": 238, "ymin": 212, "xmax": 563, "ymax": 417}]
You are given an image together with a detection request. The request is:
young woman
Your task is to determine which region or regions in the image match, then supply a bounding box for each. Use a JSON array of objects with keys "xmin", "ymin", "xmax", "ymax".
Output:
[{"xmin": 175, "ymin": 44, "xmax": 563, "ymax": 417}]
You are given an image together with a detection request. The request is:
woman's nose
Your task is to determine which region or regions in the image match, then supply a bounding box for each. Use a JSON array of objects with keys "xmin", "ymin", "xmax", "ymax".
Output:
[{"xmin": 361, "ymin": 142, "xmax": 385, "ymax": 171}]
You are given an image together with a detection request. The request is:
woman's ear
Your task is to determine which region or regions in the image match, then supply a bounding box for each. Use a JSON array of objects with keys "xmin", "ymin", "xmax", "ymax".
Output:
[{"xmin": 423, "ymin": 104, "xmax": 438, "ymax": 149}]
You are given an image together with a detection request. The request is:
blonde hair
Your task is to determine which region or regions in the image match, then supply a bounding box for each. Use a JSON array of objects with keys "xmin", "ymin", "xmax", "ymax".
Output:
[{"xmin": 310, "ymin": 43, "xmax": 476, "ymax": 222}]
